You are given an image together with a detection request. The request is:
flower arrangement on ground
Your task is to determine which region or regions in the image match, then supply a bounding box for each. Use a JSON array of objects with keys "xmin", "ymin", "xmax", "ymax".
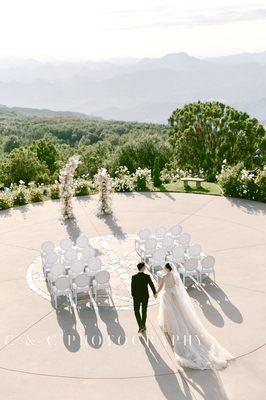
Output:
[
  {"xmin": 12, "ymin": 180, "xmax": 28, "ymax": 206},
  {"xmin": 133, "ymin": 168, "xmax": 152, "ymax": 191},
  {"xmin": 113, "ymin": 166, "xmax": 134, "ymax": 192}
]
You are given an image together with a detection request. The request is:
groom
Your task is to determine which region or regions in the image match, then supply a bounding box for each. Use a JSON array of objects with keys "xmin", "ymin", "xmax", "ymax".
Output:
[{"xmin": 131, "ymin": 262, "xmax": 157, "ymax": 333}]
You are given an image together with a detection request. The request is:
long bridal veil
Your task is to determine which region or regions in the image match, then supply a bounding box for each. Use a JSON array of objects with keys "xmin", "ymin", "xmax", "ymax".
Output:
[{"xmin": 158, "ymin": 271, "xmax": 233, "ymax": 370}]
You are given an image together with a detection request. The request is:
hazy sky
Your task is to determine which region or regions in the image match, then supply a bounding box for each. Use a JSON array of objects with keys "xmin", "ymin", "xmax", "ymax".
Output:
[{"xmin": 0, "ymin": 0, "xmax": 265, "ymax": 60}]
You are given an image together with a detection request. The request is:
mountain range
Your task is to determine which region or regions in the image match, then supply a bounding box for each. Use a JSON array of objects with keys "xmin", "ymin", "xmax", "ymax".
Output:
[
  {"xmin": 0, "ymin": 51, "xmax": 265, "ymax": 123},
  {"xmin": 0, "ymin": 104, "xmax": 96, "ymax": 118}
]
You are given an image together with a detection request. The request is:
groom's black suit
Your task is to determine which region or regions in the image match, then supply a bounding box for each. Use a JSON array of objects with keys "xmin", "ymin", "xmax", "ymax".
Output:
[{"xmin": 131, "ymin": 272, "xmax": 156, "ymax": 330}]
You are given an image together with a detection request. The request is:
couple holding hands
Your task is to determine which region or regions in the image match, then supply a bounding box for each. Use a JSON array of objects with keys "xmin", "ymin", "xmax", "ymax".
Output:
[{"xmin": 131, "ymin": 262, "xmax": 233, "ymax": 370}]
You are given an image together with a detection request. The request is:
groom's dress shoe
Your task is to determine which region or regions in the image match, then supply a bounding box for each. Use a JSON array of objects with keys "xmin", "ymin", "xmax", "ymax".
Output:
[
  {"xmin": 138, "ymin": 327, "xmax": 142, "ymax": 333},
  {"xmin": 141, "ymin": 326, "xmax": 146, "ymax": 333}
]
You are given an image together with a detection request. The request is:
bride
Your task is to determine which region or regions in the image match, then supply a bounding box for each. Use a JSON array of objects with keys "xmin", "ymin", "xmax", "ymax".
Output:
[{"xmin": 156, "ymin": 263, "xmax": 233, "ymax": 370}]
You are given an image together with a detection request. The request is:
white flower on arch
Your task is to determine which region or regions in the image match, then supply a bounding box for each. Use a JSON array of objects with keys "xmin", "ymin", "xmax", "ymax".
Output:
[
  {"xmin": 59, "ymin": 155, "xmax": 80, "ymax": 219},
  {"xmin": 95, "ymin": 168, "xmax": 112, "ymax": 215}
]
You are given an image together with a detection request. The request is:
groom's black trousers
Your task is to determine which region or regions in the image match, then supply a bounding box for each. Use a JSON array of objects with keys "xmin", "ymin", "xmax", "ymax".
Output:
[{"xmin": 133, "ymin": 297, "xmax": 148, "ymax": 328}]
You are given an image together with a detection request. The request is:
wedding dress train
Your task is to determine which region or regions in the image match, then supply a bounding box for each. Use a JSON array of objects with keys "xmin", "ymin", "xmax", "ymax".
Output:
[{"xmin": 158, "ymin": 271, "xmax": 233, "ymax": 370}]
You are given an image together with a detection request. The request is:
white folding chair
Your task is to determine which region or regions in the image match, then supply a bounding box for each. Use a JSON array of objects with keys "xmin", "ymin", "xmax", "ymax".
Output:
[
  {"xmin": 81, "ymin": 246, "xmax": 96, "ymax": 263},
  {"xmin": 41, "ymin": 241, "xmax": 55, "ymax": 254},
  {"xmin": 52, "ymin": 276, "xmax": 72, "ymax": 308},
  {"xmin": 198, "ymin": 256, "xmax": 215, "ymax": 284},
  {"xmin": 85, "ymin": 257, "xmax": 102, "ymax": 276},
  {"xmin": 76, "ymin": 234, "xmax": 89, "ymax": 249},
  {"xmin": 92, "ymin": 271, "xmax": 111, "ymax": 302},
  {"xmin": 43, "ymin": 252, "xmax": 58, "ymax": 276},
  {"xmin": 68, "ymin": 260, "xmax": 85, "ymax": 281},
  {"xmin": 187, "ymin": 244, "xmax": 202, "ymax": 259},
  {"xmin": 135, "ymin": 228, "xmax": 151, "ymax": 255},
  {"xmin": 72, "ymin": 273, "xmax": 91, "ymax": 305},
  {"xmin": 180, "ymin": 258, "xmax": 199, "ymax": 285},
  {"xmin": 168, "ymin": 246, "xmax": 185, "ymax": 268},
  {"xmin": 149, "ymin": 248, "xmax": 166, "ymax": 274},
  {"xmin": 169, "ymin": 224, "xmax": 182, "ymax": 241},
  {"xmin": 64, "ymin": 249, "xmax": 78, "ymax": 266},
  {"xmin": 178, "ymin": 233, "xmax": 191, "ymax": 249},
  {"xmin": 59, "ymin": 238, "xmax": 73, "ymax": 260},
  {"xmin": 41, "ymin": 241, "xmax": 55, "ymax": 266},
  {"xmin": 141, "ymin": 237, "xmax": 157, "ymax": 261},
  {"xmin": 162, "ymin": 236, "xmax": 174, "ymax": 253},
  {"xmin": 47, "ymin": 263, "xmax": 65, "ymax": 289},
  {"xmin": 155, "ymin": 226, "xmax": 167, "ymax": 245}
]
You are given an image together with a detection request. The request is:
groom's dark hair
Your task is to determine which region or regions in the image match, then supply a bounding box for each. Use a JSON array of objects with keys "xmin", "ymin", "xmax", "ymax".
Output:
[
  {"xmin": 137, "ymin": 262, "xmax": 145, "ymax": 271},
  {"xmin": 165, "ymin": 263, "xmax": 172, "ymax": 271}
]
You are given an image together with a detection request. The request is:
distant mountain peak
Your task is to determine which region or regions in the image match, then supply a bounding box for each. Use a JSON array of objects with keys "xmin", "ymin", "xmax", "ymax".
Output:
[{"xmin": 162, "ymin": 52, "xmax": 191, "ymax": 60}]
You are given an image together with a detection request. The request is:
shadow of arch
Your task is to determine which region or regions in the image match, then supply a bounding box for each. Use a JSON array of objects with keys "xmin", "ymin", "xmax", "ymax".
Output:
[
  {"xmin": 97, "ymin": 213, "xmax": 126, "ymax": 240},
  {"xmin": 62, "ymin": 218, "xmax": 81, "ymax": 243}
]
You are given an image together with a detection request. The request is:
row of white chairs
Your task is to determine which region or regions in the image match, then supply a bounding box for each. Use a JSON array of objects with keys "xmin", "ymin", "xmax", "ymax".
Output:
[
  {"xmin": 149, "ymin": 244, "xmax": 205, "ymax": 272},
  {"xmin": 136, "ymin": 227, "xmax": 191, "ymax": 260},
  {"xmin": 40, "ymin": 236, "xmax": 113, "ymax": 307},
  {"xmin": 136, "ymin": 225, "xmax": 183, "ymax": 244},
  {"xmin": 41, "ymin": 235, "xmax": 99, "ymax": 278},
  {"xmin": 139, "ymin": 235, "xmax": 191, "ymax": 258},
  {"xmin": 154, "ymin": 255, "xmax": 215, "ymax": 285},
  {"xmin": 42, "ymin": 253, "xmax": 101, "ymax": 279},
  {"xmin": 178, "ymin": 256, "xmax": 215, "ymax": 284},
  {"xmin": 46, "ymin": 258, "xmax": 102, "ymax": 288},
  {"xmin": 41, "ymin": 235, "xmax": 94, "ymax": 266},
  {"xmin": 51, "ymin": 271, "xmax": 112, "ymax": 308},
  {"xmin": 136, "ymin": 226, "xmax": 215, "ymax": 285},
  {"xmin": 42, "ymin": 234, "xmax": 90, "ymax": 254}
]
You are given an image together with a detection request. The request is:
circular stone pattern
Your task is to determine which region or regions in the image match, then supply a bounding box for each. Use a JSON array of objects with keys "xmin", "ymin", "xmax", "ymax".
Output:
[{"xmin": 26, "ymin": 234, "xmax": 159, "ymax": 310}]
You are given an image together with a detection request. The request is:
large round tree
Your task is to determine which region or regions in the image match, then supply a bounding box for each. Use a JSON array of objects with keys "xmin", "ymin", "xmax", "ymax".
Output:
[{"xmin": 169, "ymin": 101, "xmax": 265, "ymax": 181}]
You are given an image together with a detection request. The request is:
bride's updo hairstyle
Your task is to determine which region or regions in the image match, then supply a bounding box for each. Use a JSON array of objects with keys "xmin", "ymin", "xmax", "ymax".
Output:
[{"xmin": 165, "ymin": 263, "xmax": 172, "ymax": 271}]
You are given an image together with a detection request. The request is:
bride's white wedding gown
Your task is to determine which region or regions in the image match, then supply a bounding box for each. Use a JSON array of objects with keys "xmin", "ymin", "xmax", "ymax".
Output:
[{"xmin": 158, "ymin": 271, "xmax": 233, "ymax": 370}]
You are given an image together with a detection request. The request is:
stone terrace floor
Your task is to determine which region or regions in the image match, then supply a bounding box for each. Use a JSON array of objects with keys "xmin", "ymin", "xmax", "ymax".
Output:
[{"xmin": 0, "ymin": 192, "xmax": 265, "ymax": 400}]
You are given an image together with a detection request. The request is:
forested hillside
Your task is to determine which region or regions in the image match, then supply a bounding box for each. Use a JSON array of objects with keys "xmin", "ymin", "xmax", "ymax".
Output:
[
  {"xmin": 0, "ymin": 102, "xmax": 264, "ymax": 203},
  {"xmin": 0, "ymin": 108, "xmax": 170, "ymax": 185}
]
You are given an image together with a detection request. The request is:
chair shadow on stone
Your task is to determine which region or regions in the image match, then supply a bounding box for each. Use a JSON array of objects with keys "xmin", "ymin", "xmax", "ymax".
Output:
[
  {"xmin": 98, "ymin": 213, "xmax": 126, "ymax": 240},
  {"xmin": 56, "ymin": 307, "xmax": 81, "ymax": 352},
  {"xmin": 139, "ymin": 336, "xmax": 193, "ymax": 400},
  {"xmin": 77, "ymin": 305, "xmax": 103, "ymax": 349},
  {"xmin": 203, "ymin": 280, "xmax": 243, "ymax": 323},
  {"xmin": 62, "ymin": 217, "xmax": 81, "ymax": 243},
  {"xmin": 98, "ymin": 305, "xmax": 126, "ymax": 346},
  {"xmin": 189, "ymin": 285, "xmax": 225, "ymax": 327},
  {"xmin": 183, "ymin": 368, "xmax": 231, "ymax": 400}
]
